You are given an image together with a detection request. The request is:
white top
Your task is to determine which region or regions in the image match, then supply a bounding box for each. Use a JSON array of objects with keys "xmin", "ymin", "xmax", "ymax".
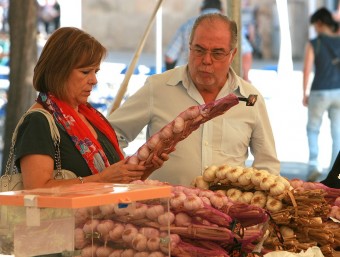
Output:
[{"xmin": 108, "ymin": 65, "xmax": 280, "ymax": 186}]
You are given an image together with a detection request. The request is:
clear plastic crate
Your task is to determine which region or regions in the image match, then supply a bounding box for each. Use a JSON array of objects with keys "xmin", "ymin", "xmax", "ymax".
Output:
[{"xmin": 0, "ymin": 183, "xmax": 172, "ymax": 257}]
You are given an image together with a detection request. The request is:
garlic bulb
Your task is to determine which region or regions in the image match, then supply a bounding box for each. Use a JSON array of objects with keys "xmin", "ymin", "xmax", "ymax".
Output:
[
  {"xmin": 183, "ymin": 195, "xmax": 203, "ymax": 211},
  {"xmin": 251, "ymin": 170, "xmax": 269, "ymax": 186},
  {"xmin": 146, "ymin": 205, "xmax": 165, "ymax": 220},
  {"xmin": 279, "ymin": 226, "xmax": 295, "ymax": 238},
  {"xmin": 109, "ymin": 223, "xmax": 125, "ymax": 241},
  {"xmin": 134, "ymin": 252, "xmax": 149, "ymax": 257},
  {"xmin": 139, "ymin": 227, "xmax": 160, "ymax": 239},
  {"xmin": 137, "ymin": 144, "xmax": 150, "ymax": 161},
  {"xmin": 275, "ymin": 176, "xmax": 291, "ymax": 190},
  {"xmin": 132, "ymin": 233, "xmax": 148, "ymax": 251},
  {"xmin": 83, "ymin": 219, "xmax": 100, "ymax": 234},
  {"xmin": 243, "ymin": 167, "xmax": 256, "ymax": 173},
  {"xmin": 260, "ymin": 175, "xmax": 276, "ymax": 191},
  {"xmin": 237, "ymin": 191, "xmax": 254, "ymax": 204},
  {"xmin": 74, "ymin": 228, "xmax": 87, "ymax": 249},
  {"xmin": 173, "ymin": 116, "xmax": 185, "ymax": 133},
  {"xmin": 147, "ymin": 237, "xmax": 161, "ymax": 251},
  {"xmin": 98, "ymin": 204, "xmax": 115, "ymax": 217},
  {"xmin": 215, "ymin": 189, "xmax": 227, "ymax": 196},
  {"xmin": 122, "ymin": 227, "xmax": 138, "ymax": 243},
  {"xmin": 175, "ymin": 212, "xmax": 192, "ymax": 226},
  {"xmin": 269, "ymin": 181, "xmax": 286, "ymax": 196},
  {"xmin": 226, "ymin": 188, "xmax": 242, "ymax": 202},
  {"xmin": 266, "ymin": 196, "xmax": 283, "ymax": 212},
  {"xmin": 200, "ymin": 196, "xmax": 211, "ymax": 206},
  {"xmin": 129, "ymin": 203, "xmax": 148, "ymax": 219},
  {"xmin": 237, "ymin": 169, "xmax": 253, "ymax": 186},
  {"xmin": 157, "ymin": 212, "xmax": 175, "ymax": 226},
  {"xmin": 147, "ymin": 133, "xmax": 161, "ymax": 150},
  {"xmin": 170, "ymin": 192, "xmax": 186, "ymax": 209},
  {"xmin": 121, "ymin": 249, "xmax": 136, "ymax": 257},
  {"xmin": 198, "ymin": 189, "xmax": 214, "ymax": 199},
  {"xmin": 215, "ymin": 164, "xmax": 232, "ymax": 180},
  {"xmin": 226, "ymin": 166, "xmax": 244, "ymax": 183},
  {"xmin": 202, "ymin": 165, "xmax": 218, "ymax": 182},
  {"xmin": 192, "ymin": 176, "xmax": 210, "ymax": 190},
  {"xmin": 250, "ymin": 191, "xmax": 267, "ymax": 208},
  {"xmin": 159, "ymin": 124, "xmax": 173, "ymax": 140},
  {"xmin": 210, "ymin": 193, "xmax": 228, "ymax": 209}
]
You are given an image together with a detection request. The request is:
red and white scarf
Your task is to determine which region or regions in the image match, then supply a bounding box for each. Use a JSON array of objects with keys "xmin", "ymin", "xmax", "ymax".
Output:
[{"xmin": 37, "ymin": 92, "xmax": 124, "ymax": 174}]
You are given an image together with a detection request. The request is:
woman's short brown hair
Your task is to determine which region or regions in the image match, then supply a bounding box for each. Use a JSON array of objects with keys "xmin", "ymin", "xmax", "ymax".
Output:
[{"xmin": 33, "ymin": 27, "xmax": 107, "ymax": 101}]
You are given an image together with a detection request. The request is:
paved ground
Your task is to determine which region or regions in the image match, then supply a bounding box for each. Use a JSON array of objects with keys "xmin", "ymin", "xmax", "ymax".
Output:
[{"xmin": 101, "ymin": 52, "xmax": 333, "ymax": 182}]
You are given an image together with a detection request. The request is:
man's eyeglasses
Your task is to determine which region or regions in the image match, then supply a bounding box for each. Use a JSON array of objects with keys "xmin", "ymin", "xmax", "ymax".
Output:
[{"xmin": 190, "ymin": 46, "xmax": 234, "ymax": 61}]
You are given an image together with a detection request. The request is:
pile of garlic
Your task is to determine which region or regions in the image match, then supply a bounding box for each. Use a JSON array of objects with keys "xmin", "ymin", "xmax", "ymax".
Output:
[{"xmin": 192, "ymin": 164, "xmax": 292, "ymax": 212}]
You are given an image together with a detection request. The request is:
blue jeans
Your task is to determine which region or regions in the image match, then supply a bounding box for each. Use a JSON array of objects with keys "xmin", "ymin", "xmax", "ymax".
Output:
[{"xmin": 307, "ymin": 89, "xmax": 340, "ymax": 171}]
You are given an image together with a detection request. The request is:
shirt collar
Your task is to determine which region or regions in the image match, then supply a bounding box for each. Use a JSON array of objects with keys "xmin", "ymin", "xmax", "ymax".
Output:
[{"xmin": 226, "ymin": 67, "xmax": 247, "ymax": 97}]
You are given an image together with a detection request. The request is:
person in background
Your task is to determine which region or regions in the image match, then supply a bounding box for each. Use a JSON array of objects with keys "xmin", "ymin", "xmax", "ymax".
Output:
[
  {"xmin": 302, "ymin": 7, "xmax": 340, "ymax": 182},
  {"xmin": 38, "ymin": 0, "xmax": 61, "ymax": 36},
  {"xmin": 241, "ymin": 27, "xmax": 253, "ymax": 82},
  {"xmin": 0, "ymin": 31, "xmax": 9, "ymax": 66},
  {"xmin": 109, "ymin": 13, "xmax": 280, "ymax": 186},
  {"xmin": 164, "ymin": 0, "xmax": 222, "ymax": 70},
  {"xmin": 14, "ymin": 27, "xmax": 168, "ymax": 190},
  {"xmin": 241, "ymin": 0, "xmax": 256, "ymax": 82}
]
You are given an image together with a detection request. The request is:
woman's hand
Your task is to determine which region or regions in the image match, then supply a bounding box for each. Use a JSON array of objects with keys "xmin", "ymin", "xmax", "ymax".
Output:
[
  {"xmin": 99, "ymin": 159, "xmax": 146, "ymax": 183},
  {"xmin": 302, "ymin": 95, "xmax": 309, "ymax": 107}
]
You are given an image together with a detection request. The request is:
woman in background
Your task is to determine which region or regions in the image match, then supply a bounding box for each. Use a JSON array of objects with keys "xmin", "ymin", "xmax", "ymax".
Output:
[{"xmin": 302, "ymin": 7, "xmax": 340, "ymax": 182}]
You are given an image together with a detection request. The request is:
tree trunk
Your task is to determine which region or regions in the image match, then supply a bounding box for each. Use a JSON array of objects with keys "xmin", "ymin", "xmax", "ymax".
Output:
[{"xmin": 1, "ymin": 0, "xmax": 37, "ymax": 174}]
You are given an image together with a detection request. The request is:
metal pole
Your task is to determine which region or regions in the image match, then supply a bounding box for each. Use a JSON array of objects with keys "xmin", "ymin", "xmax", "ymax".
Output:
[
  {"xmin": 226, "ymin": 0, "xmax": 241, "ymax": 76},
  {"xmin": 108, "ymin": 0, "xmax": 164, "ymax": 115},
  {"xmin": 156, "ymin": 5, "xmax": 163, "ymax": 74}
]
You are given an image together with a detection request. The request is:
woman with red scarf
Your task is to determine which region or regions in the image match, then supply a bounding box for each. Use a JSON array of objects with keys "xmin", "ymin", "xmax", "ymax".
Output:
[{"xmin": 14, "ymin": 27, "xmax": 168, "ymax": 189}]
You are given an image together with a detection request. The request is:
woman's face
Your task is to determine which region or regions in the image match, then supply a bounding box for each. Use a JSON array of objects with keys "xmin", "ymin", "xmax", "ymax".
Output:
[{"xmin": 65, "ymin": 65, "xmax": 99, "ymax": 108}]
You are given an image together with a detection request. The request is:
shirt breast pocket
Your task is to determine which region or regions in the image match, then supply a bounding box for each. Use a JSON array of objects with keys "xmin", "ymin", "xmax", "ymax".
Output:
[{"xmin": 219, "ymin": 118, "xmax": 251, "ymax": 156}]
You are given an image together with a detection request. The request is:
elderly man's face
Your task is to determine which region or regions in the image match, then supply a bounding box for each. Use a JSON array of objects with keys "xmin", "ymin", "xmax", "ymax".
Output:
[{"xmin": 188, "ymin": 18, "xmax": 236, "ymax": 90}]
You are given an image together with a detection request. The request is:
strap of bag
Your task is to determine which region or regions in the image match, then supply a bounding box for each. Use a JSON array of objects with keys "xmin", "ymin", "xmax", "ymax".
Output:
[{"xmin": 4, "ymin": 108, "xmax": 62, "ymax": 176}]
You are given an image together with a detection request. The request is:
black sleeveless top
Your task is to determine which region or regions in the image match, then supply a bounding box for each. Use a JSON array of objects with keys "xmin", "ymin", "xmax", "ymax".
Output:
[
  {"xmin": 14, "ymin": 112, "xmax": 121, "ymax": 177},
  {"xmin": 310, "ymin": 34, "xmax": 340, "ymax": 91}
]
